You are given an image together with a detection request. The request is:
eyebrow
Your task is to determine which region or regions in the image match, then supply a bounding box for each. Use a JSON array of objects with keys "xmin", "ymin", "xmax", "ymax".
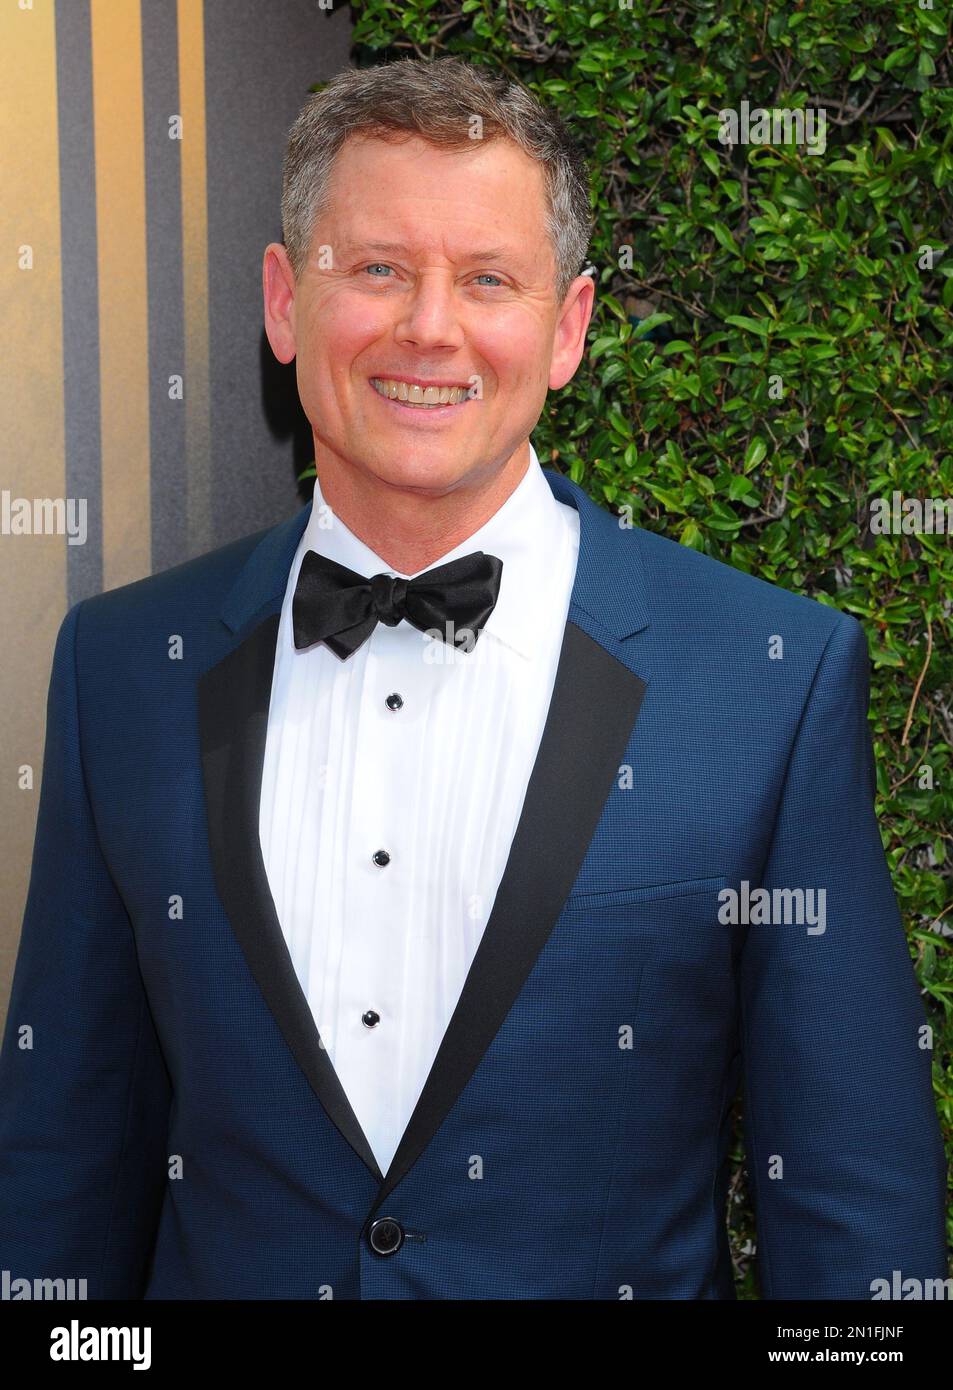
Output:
[{"xmin": 342, "ymin": 239, "xmax": 516, "ymax": 263}]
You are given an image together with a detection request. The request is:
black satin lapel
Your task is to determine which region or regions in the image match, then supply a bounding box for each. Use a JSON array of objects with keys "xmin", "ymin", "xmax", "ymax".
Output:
[
  {"xmin": 369, "ymin": 619, "xmax": 647, "ymax": 1210},
  {"xmin": 198, "ymin": 612, "xmax": 385, "ymax": 1185}
]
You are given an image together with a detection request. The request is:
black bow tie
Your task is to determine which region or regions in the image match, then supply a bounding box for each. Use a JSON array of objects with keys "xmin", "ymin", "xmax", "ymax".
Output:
[{"xmin": 292, "ymin": 549, "xmax": 504, "ymax": 660}]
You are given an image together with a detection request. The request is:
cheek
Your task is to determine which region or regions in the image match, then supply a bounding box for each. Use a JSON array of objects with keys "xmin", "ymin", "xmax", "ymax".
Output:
[
  {"xmin": 297, "ymin": 294, "xmax": 385, "ymax": 373},
  {"xmin": 474, "ymin": 313, "xmax": 549, "ymax": 387}
]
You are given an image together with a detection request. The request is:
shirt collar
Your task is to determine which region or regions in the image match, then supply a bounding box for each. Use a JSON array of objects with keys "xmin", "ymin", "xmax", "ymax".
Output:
[{"xmin": 295, "ymin": 441, "xmax": 575, "ymax": 661}]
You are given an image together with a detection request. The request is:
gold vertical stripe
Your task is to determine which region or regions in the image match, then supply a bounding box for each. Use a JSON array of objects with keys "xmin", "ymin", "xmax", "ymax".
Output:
[
  {"xmin": 177, "ymin": 0, "xmax": 211, "ymax": 558},
  {"xmin": 0, "ymin": 0, "xmax": 66, "ymax": 998},
  {"xmin": 90, "ymin": 0, "xmax": 150, "ymax": 589}
]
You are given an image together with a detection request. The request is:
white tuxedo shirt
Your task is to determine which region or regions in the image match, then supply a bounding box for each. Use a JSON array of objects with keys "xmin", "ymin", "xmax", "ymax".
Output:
[{"xmin": 259, "ymin": 442, "xmax": 580, "ymax": 1173}]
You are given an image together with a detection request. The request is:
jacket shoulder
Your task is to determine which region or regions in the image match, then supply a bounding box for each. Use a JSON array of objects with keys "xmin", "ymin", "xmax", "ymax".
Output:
[
  {"xmin": 76, "ymin": 521, "xmax": 284, "ymax": 629},
  {"xmin": 630, "ymin": 522, "xmax": 855, "ymax": 641}
]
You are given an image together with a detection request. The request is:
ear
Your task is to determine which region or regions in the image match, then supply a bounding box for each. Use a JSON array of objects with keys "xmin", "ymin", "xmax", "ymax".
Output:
[
  {"xmin": 549, "ymin": 272, "xmax": 596, "ymax": 391},
  {"xmin": 263, "ymin": 242, "xmax": 298, "ymax": 364}
]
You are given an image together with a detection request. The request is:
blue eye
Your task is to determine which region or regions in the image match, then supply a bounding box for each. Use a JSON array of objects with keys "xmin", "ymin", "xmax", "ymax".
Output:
[
  {"xmin": 364, "ymin": 263, "xmax": 392, "ymax": 277},
  {"xmin": 474, "ymin": 274, "xmax": 502, "ymax": 287}
]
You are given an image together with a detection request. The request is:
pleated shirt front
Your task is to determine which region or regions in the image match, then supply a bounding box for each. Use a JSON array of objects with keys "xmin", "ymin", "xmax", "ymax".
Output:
[{"xmin": 259, "ymin": 444, "xmax": 580, "ymax": 1175}]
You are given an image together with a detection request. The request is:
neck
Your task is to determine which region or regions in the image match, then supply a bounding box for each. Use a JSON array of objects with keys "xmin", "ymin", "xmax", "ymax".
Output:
[{"xmin": 312, "ymin": 442, "xmax": 531, "ymax": 574}]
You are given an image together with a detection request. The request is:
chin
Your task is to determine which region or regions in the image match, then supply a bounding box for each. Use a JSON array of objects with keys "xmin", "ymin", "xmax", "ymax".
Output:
[
  {"xmin": 380, "ymin": 466, "xmax": 471, "ymax": 496},
  {"xmin": 362, "ymin": 450, "xmax": 473, "ymax": 493}
]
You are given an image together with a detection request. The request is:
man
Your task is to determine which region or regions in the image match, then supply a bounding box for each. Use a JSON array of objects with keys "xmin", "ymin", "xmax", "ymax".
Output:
[{"xmin": 0, "ymin": 57, "xmax": 946, "ymax": 1301}]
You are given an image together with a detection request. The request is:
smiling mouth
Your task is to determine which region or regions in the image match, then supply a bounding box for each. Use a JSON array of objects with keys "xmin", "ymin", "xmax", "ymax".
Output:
[{"xmin": 369, "ymin": 377, "xmax": 471, "ymax": 408}]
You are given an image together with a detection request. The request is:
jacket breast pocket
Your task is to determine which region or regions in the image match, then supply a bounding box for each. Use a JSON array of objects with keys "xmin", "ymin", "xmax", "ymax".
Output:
[
  {"xmin": 564, "ymin": 874, "xmax": 728, "ymax": 913},
  {"xmin": 556, "ymin": 874, "xmax": 735, "ymax": 1056}
]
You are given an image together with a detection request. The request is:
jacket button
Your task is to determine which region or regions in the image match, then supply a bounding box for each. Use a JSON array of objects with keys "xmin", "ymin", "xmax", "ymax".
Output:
[{"xmin": 366, "ymin": 1216, "xmax": 404, "ymax": 1255}]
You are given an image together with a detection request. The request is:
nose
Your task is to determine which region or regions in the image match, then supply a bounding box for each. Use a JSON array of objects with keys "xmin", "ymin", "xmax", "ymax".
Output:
[{"xmin": 393, "ymin": 271, "xmax": 466, "ymax": 351}]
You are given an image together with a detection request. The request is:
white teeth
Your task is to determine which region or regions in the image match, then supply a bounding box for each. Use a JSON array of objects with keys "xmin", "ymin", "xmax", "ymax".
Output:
[{"xmin": 371, "ymin": 378, "xmax": 468, "ymax": 407}]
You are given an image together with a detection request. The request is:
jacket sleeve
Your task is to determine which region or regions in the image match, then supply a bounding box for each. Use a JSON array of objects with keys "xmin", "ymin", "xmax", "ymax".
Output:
[
  {"xmin": 0, "ymin": 599, "xmax": 171, "ymax": 1299},
  {"xmin": 739, "ymin": 612, "xmax": 949, "ymax": 1299}
]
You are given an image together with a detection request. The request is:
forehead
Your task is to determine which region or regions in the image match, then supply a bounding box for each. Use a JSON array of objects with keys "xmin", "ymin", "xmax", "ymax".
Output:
[{"xmin": 321, "ymin": 133, "xmax": 550, "ymax": 255}]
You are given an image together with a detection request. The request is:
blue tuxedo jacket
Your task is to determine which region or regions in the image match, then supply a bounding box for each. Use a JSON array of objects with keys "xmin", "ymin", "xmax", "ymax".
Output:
[{"xmin": 0, "ymin": 468, "xmax": 946, "ymax": 1300}]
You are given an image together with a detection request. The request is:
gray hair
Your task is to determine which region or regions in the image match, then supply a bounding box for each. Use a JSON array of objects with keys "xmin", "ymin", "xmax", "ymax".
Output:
[{"xmin": 280, "ymin": 56, "xmax": 593, "ymax": 304}]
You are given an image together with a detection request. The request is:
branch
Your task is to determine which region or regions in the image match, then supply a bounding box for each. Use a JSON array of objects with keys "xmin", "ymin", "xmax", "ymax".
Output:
[{"xmin": 901, "ymin": 617, "xmax": 934, "ymax": 748}]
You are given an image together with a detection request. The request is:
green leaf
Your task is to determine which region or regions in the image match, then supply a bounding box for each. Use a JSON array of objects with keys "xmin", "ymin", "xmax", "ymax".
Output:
[
  {"xmin": 728, "ymin": 473, "xmax": 758, "ymax": 501},
  {"xmin": 882, "ymin": 45, "xmax": 915, "ymax": 72},
  {"xmin": 743, "ymin": 437, "xmax": 768, "ymax": 471},
  {"xmin": 712, "ymin": 222, "xmax": 741, "ymax": 256},
  {"xmin": 588, "ymin": 335, "xmax": 621, "ymax": 361},
  {"xmin": 679, "ymin": 520, "xmax": 706, "ymax": 551},
  {"xmin": 725, "ymin": 315, "xmax": 771, "ymax": 338},
  {"xmin": 646, "ymin": 484, "xmax": 687, "ymax": 513},
  {"xmin": 631, "ymin": 312, "xmax": 674, "ymax": 338}
]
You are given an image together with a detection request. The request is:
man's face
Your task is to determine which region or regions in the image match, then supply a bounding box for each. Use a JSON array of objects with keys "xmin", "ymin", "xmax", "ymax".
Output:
[{"xmin": 264, "ymin": 133, "xmax": 593, "ymax": 497}]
